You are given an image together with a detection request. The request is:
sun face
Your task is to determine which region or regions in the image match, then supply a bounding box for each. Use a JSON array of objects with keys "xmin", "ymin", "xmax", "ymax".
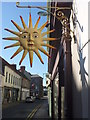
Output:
[{"xmin": 3, "ymin": 14, "xmax": 57, "ymax": 67}]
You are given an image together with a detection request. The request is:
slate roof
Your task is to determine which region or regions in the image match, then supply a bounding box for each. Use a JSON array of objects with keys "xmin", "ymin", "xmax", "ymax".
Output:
[{"xmin": 0, "ymin": 56, "xmax": 29, "ymax": 81}]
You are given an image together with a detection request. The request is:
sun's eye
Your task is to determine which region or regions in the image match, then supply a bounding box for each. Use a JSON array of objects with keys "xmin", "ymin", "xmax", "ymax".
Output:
[
  {"xmin": 32, "ymin": 32, "xmax": 39, "ymax": 38},
  {"xmin": 35, "ymin": 35, "xmax": 38, "ymax": 38},
  {"xmin": 21, "ymin": 32, "xmax": 28, "ymax": 39},
  {"xmin": 22, "ymin": 35, "xmax": 27, "ymax": 38}
]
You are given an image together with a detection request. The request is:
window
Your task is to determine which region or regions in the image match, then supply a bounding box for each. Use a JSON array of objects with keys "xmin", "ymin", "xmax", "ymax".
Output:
[
  {"xmin": 11, "ymin": 75, "xmax": 13, "ymax": 84},
  {"xmin": 8, "ymin": 73, "xmax": 10, "ymax": 83},
  {"xmin": 16, "ymin": 78, "xmax": 17, "ymax": 85},
  {"xmin": 17, "ymin": 78, "xmax": 18, "ymax": 85},
  {"xmin": 5, "ymin": 72, "xmax": 8, "ymax": 82},
  {"xmin": 15, "ymin": 77, "xmax": 16, "ymax": 85},
  {"xmin": 19, "ymin": 79, "xmax": 21, "ymax": 86},
  {"xmin": 13, "ymin": 76, "xmax": 15, "ymax": 85},
  {"xmin": 14, "ymin": 77, "xmax": 17, "ymax": 85}
]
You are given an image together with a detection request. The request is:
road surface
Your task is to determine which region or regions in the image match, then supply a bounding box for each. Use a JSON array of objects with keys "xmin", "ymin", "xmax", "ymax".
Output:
[{"xmin": 2, "ymin": 97, "xmax": 48, "ymax": 119}]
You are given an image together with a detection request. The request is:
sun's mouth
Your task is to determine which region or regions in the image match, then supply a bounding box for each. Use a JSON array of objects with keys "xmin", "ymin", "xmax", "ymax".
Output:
[{"xmin": 28, "ymin": 42, "xmax": 34, "ymax": 46}]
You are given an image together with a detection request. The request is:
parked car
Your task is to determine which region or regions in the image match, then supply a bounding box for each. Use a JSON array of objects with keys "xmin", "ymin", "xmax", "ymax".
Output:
[
  {"xmin": 25, "ymin": 96, "xmax": 35, "ymax": 103},
  {"xmin": 31, "ymin": 96, "xmax": 36, "ymax": 101}
]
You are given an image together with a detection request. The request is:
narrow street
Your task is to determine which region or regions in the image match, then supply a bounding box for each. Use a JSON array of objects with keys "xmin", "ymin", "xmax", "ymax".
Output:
[{"xmin": 2, "ymin": 97, "xmax": 49, "ymax": 119}]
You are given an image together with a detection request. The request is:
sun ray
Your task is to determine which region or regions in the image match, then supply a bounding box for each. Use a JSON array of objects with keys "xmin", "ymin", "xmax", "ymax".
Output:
[
  {"xmin": 39, "ymin": 47, "xmax": 51, "ymax": 58},
  {"xmin": 29, "ymin": 51, "xmax": 33, "ymax": 67},
  {"xmin": 29, "ymin": 14, "xmax": 33, "ymax": 28},
  {"xmin": 4, "ymin": 28, "xmax": 20, "ymax": 36},
  {"xmin": 34, "ymin": 49, "xmax": 44, "ymax": 64},
  {"xmin": 34, "ymin": 16, "xmax": 40, "ymax": 29},
  {"xmin": 20, "ymin": 16, "xmax": 27, "ymax": 29},
  {"xmin": 43, "ymin": 37, "xmax": 58, "ymax": 41},
  {"xmin": 42, "ymin": 29, "xmax": 55, "ymax": 37},
  {"xmin": 11, "ymin": 20, "xmax": 22, "ymax": 32},
  {"xmin": 4, "ymin": 42, "xmax": 20, "ymax": 49},
  {"xmin": 19, "ymin": 50, "xmax": 28, "ymax": 65},
  {"xmin": 41, "ymin": 43, "xmax": 56, "ymax": 49},
  {"xmin": 3, "ymin": 37, "xmax": 19, "ymax": 41},
  {"xmin": 4, "ymin": 15, "xmax": 58, "ymax": 67},
  {"xmin": 10, "ymin": 46, "xmax": 23, "ymax": 59},
  {"xmin": 39, "ymin": 21, "xmax": 48, "ymax": 31}
]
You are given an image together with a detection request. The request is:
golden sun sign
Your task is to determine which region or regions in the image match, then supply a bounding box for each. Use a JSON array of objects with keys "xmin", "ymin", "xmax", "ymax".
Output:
[{"xmin": 3, "ymin": 14, "xmax": 57, "ymax": 67}]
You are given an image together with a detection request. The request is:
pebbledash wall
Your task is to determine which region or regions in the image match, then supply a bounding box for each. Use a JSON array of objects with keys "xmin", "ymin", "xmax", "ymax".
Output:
[{"xmin": 71, "ymin": 0, "xmax": 89, "ymax": 118}]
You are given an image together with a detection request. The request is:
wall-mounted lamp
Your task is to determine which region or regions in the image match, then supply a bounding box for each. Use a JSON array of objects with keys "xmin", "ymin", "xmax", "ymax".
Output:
[
  {"xmin": 37, "ymin": 11, "xmax": 50, "ymax": 28},
  {"xmin": 37, "ymin": 11, "xmax": 50, "ymax": 16}
]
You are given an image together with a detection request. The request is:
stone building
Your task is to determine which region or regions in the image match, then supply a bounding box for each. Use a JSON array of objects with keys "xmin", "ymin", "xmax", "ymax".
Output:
[{"xmin": 30, "ymin": 74, "xmax": 43, "ymax": 98}]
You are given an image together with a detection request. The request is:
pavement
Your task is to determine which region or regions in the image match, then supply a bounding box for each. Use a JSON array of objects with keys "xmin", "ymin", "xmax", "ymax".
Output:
[
  {"xmin": 32, "ymin": 97, "xmax": 50, "ymax": 119},
  {"xmin": 2, "ymin": 100, "xmax": 24, "ymax": 109}
]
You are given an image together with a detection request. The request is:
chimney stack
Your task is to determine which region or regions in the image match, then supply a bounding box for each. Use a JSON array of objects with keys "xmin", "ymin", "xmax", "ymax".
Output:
[
  {"xmin": 20, "ymin": 66, "xmax": 25, "ymax": 72},
  {"xmin": 11, "ymin": 64, "xmax": 16, "ymax": 69}
]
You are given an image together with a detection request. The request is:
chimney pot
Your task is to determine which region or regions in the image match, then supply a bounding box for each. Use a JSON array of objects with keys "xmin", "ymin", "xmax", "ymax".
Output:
[{"xmin": 20, "ymin": 66, "xmax": 25, "ymax": 72}]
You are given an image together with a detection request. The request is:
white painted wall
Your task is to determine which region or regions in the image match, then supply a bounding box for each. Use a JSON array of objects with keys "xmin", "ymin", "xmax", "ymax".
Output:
[
  {"xmin": 4, "ymin": 66, "xmax": 21, "ymax": 100},
  {"xmin": 88, "ymin": 1, "xmax": 90, "ymax": 119},
  {"xmin": 22, "ymin": 88, "xmax": 29, "ymax": 100},
  {"xmin": 71, "ymin": 0, "xmax": 89, "ymax": 118},
  {"xmin": 0, "ymin": 74, "xmax": 4, "ymax": 102},
  {"xmin": 4, "ymin": 66, "xmax": 21, "ymax": 89}
]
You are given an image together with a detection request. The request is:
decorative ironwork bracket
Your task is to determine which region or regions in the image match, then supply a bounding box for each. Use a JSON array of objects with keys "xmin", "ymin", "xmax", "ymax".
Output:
[
  {"xmin": 16, "ymin": 2, "xmax": 74, "ymax": 37},
  {"xmin": 80, "ymin": 39, "xmax": 90, "ymax": 51}
]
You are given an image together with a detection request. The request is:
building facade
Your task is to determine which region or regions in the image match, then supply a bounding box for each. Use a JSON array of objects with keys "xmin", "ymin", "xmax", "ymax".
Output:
[
  {"xmin": 30, "ymin": 74, "xmax": 43, "ymax": 98},
  {"xmin": 20, "ymin": 72, "xmax": 30, "ymax": 100},
  {"xmin": 4, "ymin": 65, "xmax": 21, "ymax": 102},
  {"xmin": 0, "ymin": 57, "xmax": 30, "ymax": 103},
  {"xmin": 1, "ymin": 57, "xmax": 22, "ymax": 103},
  {"xmin": 71, "ymin": 0, "xmax": 89, "ymax": 118},
  {"xmin": 47, "ymin": 0, "xmax": 89, "ymax": 119},
  {"xmin": 19, "ymin": 66, "xmax": 31, "ymax": 100}
]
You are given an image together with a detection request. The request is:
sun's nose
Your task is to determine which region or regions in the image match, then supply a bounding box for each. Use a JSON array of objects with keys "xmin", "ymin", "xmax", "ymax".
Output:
[{"xmin": 28, "ymin": 34, "xmax": 33, "ymax": 42}]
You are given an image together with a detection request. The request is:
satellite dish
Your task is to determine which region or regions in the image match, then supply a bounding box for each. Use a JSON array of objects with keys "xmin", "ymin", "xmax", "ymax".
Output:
[{"xmin": 37, "ymin": 11, "xmax": 50, "ymax": 16}]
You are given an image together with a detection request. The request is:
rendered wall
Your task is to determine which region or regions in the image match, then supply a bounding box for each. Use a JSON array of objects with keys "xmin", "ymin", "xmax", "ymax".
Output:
[
  {"xmin": 88, "ymin": 2, "xmax": 90, "ymax": 119},
  {"xmin": 71, "ymin": 0, "xmax": 89, "ymax": 118}
]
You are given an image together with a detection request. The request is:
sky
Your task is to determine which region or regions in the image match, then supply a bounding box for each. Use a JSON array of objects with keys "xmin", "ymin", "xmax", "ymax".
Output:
[{"xmin": 1, "ymin": 1, "xmax": 48, "ymax": 86}]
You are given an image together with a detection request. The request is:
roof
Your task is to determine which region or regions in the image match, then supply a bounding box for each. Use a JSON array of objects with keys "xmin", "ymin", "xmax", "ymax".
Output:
[
  {"xmin": 31, "ymin": 74, "xmax": 43, "ymax": 79},
  {"xmin": 0, "ymin": 57, "xmax": 2, "ymax": 75},
  {"xmin": 23, "ymin": 70, "xmax": 31, "ymax": 81},
  {"xmin": 0, "ymin": 56, "xmax": 12, "ymax": 76},
  {"xmin": 18, "ymin": 70, "xmax": 30, "ymax": 81},
  {"xmin": 0, "ymin": 56, "xmax": 29, "ymax": 81}
]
